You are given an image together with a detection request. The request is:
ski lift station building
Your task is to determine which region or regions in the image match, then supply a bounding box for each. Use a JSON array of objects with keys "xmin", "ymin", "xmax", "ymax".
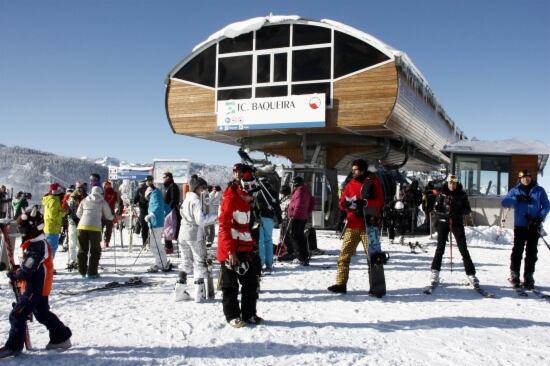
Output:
[{"xmin": 164, "ymin": 15, "xmax": 466, "ymax": 173}]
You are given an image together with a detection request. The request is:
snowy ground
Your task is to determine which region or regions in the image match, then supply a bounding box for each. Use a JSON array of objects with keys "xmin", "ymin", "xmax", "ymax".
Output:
[{"xmin": 1, "ymin": 223, "xmax": 550, "ymax": 365}]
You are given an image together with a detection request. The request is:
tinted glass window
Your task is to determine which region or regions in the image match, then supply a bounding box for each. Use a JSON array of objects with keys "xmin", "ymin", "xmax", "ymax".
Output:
[
  {"xmin": 291, "ymin": 83, "xmax": 331, "ymax": 105},
  {"xmin": 256, "ymin": 25, "xmax": 290, "ymax": 50},
  {"xmin": 274, "ymin": 53, "xmax": 287, "ymax": 82},
  {"xmin": 217, "ymin": 88, "xmax": 252, "ymax": 100},
  {"xmin": 218, "ymin": 56, "xmax": 252, "ymax": 87},
  {"xmin": 334, "ymin": 31, "xmax": 390, "ymax": 78},
  {"xmin": 292, "ymin": 24, "xmax": 331, "ymax": 46},
  {"xmin": 256, "ymin": 55, "xmax": 270, "ymax": 83},
  {"xmin": 256, "ymin": 86, "xmax": 288, "ymax": 98},
  {"xmin": 219, "ymin": 32, "xmax": 253, "ymax": 54},
  {"xmin": 292, "ymin": 48, "xmax": 331, "ymax": 81},
  {"xmin": 174, "ymin": 44, "xmax": 216, "ymax": 87}
]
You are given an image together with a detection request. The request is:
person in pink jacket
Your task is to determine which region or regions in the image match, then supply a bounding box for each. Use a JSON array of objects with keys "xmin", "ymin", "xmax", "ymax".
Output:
[{"xmin": 287, "ymin": 176, "xmax": 315, "ymax": 265}]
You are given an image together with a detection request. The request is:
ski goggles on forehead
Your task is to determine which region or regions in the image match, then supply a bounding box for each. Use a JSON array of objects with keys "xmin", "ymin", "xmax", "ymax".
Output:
[{"xmin": 241, "ymin": 180, "xmax": 259, "ymax": 193}]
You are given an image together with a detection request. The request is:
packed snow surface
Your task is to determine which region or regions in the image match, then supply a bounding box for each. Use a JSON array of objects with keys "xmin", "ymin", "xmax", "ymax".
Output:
[{"xmin": 1, "ymin": 224, "xmax": 550, "ymax": 365}]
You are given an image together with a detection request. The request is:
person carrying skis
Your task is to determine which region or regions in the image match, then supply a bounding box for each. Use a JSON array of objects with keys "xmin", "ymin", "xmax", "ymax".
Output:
[
  {"xmin": 145, "ymin": 185, "xmax": 173, "ymax": 272},
  {"xmin": 429, "ymin": 175, "xmax": 478, "ymax": 286},
  {"xmin": 162, "ymin": 172, "xmax": 181, "ymax": 254},
  {"xmin": 175, "ymin": 175, "xmax": 217, "ymax": 302},
  {"xmin": 217, "ymin": 165, "xmax": 263, "ymax": 328},
  {"xmin": 287, "ymin": 176, "xmax": 315, "ymax": 266},
  {"xmin": 0, "ymin": 208, "xmax": 72, "ymax": 358},
  {"xmin": 328, "ymin": 159, "xmax": 384, "ymax": 294},
  {"xmin": 133, "ymin": 178, "xmax": 151, "ymax": 247},
  {"xmin": 501, "ymin": 169, "xmax": 549, "ymax": 289},
  {"xmin": 76, "ymin": 186, "xmax": 114, "ymax": 278},
  {"xmin": 42, "ymin": 183, "xmax": 66, "ymax": 257}
]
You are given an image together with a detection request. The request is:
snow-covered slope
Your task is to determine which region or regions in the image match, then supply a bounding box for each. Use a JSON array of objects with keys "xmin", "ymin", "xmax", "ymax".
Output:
[{"xmin": 1, "ymin": 226, "xmax": 549, "ymax": 365}]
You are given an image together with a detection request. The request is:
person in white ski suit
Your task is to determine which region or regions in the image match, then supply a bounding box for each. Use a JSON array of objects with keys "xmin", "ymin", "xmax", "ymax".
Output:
[{"xmin": 176, "ymin": 175, "xmax": 217, "ymax": 302}]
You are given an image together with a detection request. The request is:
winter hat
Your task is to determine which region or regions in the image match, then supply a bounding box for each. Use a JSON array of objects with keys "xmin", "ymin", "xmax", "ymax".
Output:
[
  {"xmin": 17, "ymin": 206, "xmax": 45, "ymax": 238},
  {"xmin": 518, "ymin": 170, "xmax": 532, "ymax": 178},
  {"xmin": 189, "ymin": 175, "xmax": 201, "ymax": 193},
  {"xmin": 447, "ymin": 174, "xmax": 458, "ymax": 183},
  {"xmin": 241, "ymin": 171, "xmax": 260, "ymax": 193},
  {"xmin": 50, "ymin": 182, "xmax": 59, "ymax": 193},
  {"xmin": 292, "ymin": 176, "xmax": 304, "ymax": 186},
  {"xmin": 145, "ymin": 187, "xmax": 154, "ymax": 199},
  {"xmin": 163, "ymin": 172, "xmax": 173, "ymax": 179}
]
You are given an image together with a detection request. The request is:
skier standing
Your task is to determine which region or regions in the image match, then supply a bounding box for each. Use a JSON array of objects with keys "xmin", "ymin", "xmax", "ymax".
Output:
[
  {"xmin": 429, "ymin": 175, "xmax": 478, "ymax": 286},
  {"xmin": 101, "ymin": 180, "xmax": 123, "ymax": 248},
  {"xmin": 42, "ymin": 183, "xmax": 65, "ymax": 257},
  {"xmin": 287, "ymin": 176, "xmax": 314, "ymax": 266},
  {"xmin": 63, "ymin": 182, "xmax": 86, "ymax": 271},
  {"xmin": 76, "ymin": 186, "xmax": 114, "ymax": 278},
  {"xmin": 328, "ymin": 159, "xmax": 384, "ymax": 294},
  {"xmin": 175, "ymin": 175, "xmax": 217, "ymax": 301},
  {"xmin": 501, "ymin": 170, "xmax": 549, "ymax": 289},
  {"xmin": 217, "ymin": 165, "xmax": 263, "ymax": 327},
  {"xmin": 0, "ymin": 208, "xmax": 72, "ymax": 358},
  {"xmin": 162, "ymin": 172, "xmax": 181, "ymax": 254},
  {"xmin": 145, "ymin": 185, "xmax": 172, "ymax": 272},
  {"xmin": 133, "ymin": 178, "xmax": 150, "ymax": 247}
]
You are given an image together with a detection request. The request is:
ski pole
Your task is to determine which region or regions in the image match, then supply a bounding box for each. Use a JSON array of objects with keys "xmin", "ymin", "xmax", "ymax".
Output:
[
  {"xmin": 148, "ymin": 221, "xmax": 166, "ymax": 270},
  {"xmin": 449, "ymin": 218, "xmax": 453, "ymax": 273},
  {"xmin": 538, "ymin": 229, "xmax": 550, "ymax": 251},
  {"xmin": 131, "ymin": 238, "xmax": 147, "ymax": 269}
]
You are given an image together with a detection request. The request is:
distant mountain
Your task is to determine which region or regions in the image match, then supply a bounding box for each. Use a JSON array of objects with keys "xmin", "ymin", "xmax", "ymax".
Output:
[
  {"xmin": 0, "ymin": 145, "xmax": 233, "ymax": 207},
  {"xmin": 0, "ymin": 145, "xmax": 108, "ymax": 204}
]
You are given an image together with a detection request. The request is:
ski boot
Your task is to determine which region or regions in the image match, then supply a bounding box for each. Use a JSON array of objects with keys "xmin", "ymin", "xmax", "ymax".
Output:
[
  {"xmin": 227, "ymin": 318, "xmax": 246, "ymax": 328},
  {"xmin": 245, "ymin": 315, "xmax": 264, "ymax": 325},
  {"xmin": 174, "ymin": 271, "xmax": 191, "ymax": 301},
  {"xmin": 45, "ymin": 338, "xmax": 72, "ymax": 350},
  {"xmin": 194, "ymin": 278, "xmax": 206, "ymax": 303},
  {"xmin": 523, "ymin": 273, "xmax": 535, "ymax": 290},
  {"xmin": 508, "ymin": 271, "xmax": 520, "ymax": 288},
  {"xmin": 430, "ymin": 269, "xmax": 440, "ymax": 285},
  {"xmin": 467, "ymin": 274, "xmax": 480, "ymax": 287},
  {"xmin": 0, "ymin": 346, "xmax": 20, "ymax": 359},
  {"xmin": 327, "ymin": 284, "xmax": 347, "ymax": 294}
]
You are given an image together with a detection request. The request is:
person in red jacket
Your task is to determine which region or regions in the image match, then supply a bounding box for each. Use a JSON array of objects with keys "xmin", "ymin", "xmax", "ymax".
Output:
[
  {"xmin": 217, "ymin": 164, "xmax": 263, "ymax": 328},
  {"xmin": 287, "ymin": 176, "xmax": 315, "ymax": 265},
  {"xmin": 328, "ymin": 159, "xmax": 384, "ymax": 294},
  {"xmin": 102, "ymin": 180, "xmax": 123, "ymax": 248}
]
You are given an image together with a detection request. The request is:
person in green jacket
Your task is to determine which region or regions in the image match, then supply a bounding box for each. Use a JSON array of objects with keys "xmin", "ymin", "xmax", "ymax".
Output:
[{"xmin": 42, "ymin": 183, "xmax": 66, "ymax": 256}]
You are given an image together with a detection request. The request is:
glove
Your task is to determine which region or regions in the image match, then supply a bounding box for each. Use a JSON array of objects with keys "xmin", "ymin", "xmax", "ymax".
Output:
[
  {"xmin": 6, "ymin": 266, "xmax": 19, "ymax": 281},
  {"xmin": 145, "ymin": 213, "xmax": 154, "ymax": 224},
  {"xmin": 516, "ymin": 195, "xmax": 532, "ymax": 203},
  {"xmin": 532, "ymin": 217, "xmax": 543, "ymax": 228}
]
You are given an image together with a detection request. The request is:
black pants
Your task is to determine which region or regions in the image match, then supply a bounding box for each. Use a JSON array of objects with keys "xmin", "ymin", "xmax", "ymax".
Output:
[
  {"xmin": 220, "ymin": 253, "xmax": 259, "ymax": 322},
  {"xmin": 6, "ymin": 293, "xmax": 71, "ymax": 351},
  {"xmin": 511, "ymin": 226, "xmax": 539, "ymax": 276},
  {"xmin": 102, "ymin": 218, "xmax": 114, "ymax": 245},
  {"xmin": 289, "ymin": 219, "xmax": 308, "ymax": 261},
  {"xmin": 77, "ymin": 230, "xmax": 102, "ymax": 276},
  {"xmin": 431, "ymin": 219, "xmax": 476, "ymax": 275},
  {"xmin": 138, "ymin": 214, "xmax": 149, "ymax": 246}
]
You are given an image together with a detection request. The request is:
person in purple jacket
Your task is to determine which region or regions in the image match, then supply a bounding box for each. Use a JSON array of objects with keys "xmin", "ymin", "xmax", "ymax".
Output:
[{"xmin": 287, "ymin": 176, "xmax": 315, "ymax": 266}]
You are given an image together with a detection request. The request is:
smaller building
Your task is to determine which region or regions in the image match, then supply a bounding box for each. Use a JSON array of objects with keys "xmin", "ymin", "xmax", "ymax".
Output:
[{"xmin": 442, "ymin": 138, "xmax": 549, "ymax": 226}]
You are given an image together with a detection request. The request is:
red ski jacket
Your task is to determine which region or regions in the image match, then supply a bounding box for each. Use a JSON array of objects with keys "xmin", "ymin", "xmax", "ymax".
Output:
[
  {"xmin": 216, "ymin": 182, "xmax": 255, "ymax": 262},
  {"xmin": 339, "ymin": 174, "xmax": 384, "ymax": 230}
]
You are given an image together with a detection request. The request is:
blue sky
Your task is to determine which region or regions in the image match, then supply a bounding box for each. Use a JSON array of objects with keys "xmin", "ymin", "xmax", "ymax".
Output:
[{"xmin": 1, "ymin": 1, "xmax": 549, "ymax": 186}]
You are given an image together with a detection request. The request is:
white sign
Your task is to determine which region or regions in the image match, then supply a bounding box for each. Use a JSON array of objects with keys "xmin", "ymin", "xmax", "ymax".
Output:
[
  {"xmin": 152, "ymin": 160, "xmax": 190, "ymax": 184},
  {"xmin": 217, "ymin": 93, "xmax": 325, "ymax": 131}
]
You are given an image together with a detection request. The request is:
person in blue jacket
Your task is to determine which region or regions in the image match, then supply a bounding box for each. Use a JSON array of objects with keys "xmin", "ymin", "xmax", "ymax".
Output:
[
  {"xmin": 145, "ymin": 186, "xmax": 173, "ymax": 273},
  {"xmin": 501, "ymin": 169, "xmax": 549, "ymax": 289}
]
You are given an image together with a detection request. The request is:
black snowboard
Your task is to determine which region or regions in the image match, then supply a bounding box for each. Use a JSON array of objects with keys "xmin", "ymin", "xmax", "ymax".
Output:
[{"xmin": 369, "ymin": 252, "xmax": 388, "ymax": 298}]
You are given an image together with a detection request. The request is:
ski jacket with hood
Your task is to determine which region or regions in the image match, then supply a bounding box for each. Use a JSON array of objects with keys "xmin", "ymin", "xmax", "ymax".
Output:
[
  {"xmin": 434, "ymin": 183, "xmax": 471, "ymax": 222},
  {"xmin": 42, "ymin": 194, "xmax": 64, "ymax": 234},
  {"xmin": 338, "ymin": 173, "xmax": 384, "ymax": 230},
  {"xmin": 15, "ymin": 233, "xmax": 54, "ymax": 297},
  {"xmin": 217, "ymin": 183, "xmax": 255, "ymax": 262},
  {"xmin": 77, "ymin": 187, "xmax": 114, "ymax": 232},
  {"xmin": 179, "ymin": 191, "xmax": 217, "ymax": 242},
  {"xmin": 501, "ymin": 182, "xmax": 549, "ymax": 227},
  {"xmin": 147, "ymin": 188, "xmax": 167, "ymax": 229},
  {"xmin": 288, "ymin": 185, "xmax": 314, "ymax": 221},
  {"xmin": 103, "ymin": 187, "xmax": 122, "ymax": 215}
]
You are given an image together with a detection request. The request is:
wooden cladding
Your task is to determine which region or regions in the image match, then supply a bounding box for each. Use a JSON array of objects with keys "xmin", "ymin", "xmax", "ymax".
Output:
[
  {"xmin": 510, "ymin": 155, "xmax": 539, "ymax": 187},
  {"xmin": 167, "ymin": 80, "xmax": 216, "ymax": 134},
  {"xmin": 331, "ymin": 62, "xmax": 398, "ymax": 127}
]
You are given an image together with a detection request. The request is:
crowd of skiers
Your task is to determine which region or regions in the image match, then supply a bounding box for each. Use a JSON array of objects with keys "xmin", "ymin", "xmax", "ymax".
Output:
[{"xmin": 1, "ymin": 161, "xmax": 549, "ymax": 356}]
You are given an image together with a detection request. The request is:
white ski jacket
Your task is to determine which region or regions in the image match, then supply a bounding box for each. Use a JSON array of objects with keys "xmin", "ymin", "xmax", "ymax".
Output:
[{"xmin": 179, "ymin": 192, "xmax": 217, "ymax": 242}]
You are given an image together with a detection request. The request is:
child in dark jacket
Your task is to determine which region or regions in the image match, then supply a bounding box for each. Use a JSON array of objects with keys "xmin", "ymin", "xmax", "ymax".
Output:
[{"xmin": 0, "ymin": 208, "xmax": 72, "ymax": 358}]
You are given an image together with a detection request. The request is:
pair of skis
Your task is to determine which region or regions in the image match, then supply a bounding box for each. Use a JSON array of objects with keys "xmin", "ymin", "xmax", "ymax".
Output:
[
  {"xmin": 423, "ymin": 281, "xmax": 495, "ymax": 298},
  {"xmin": 58, "ymin": 277, "xmax": 152, "ymax": 296}
]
